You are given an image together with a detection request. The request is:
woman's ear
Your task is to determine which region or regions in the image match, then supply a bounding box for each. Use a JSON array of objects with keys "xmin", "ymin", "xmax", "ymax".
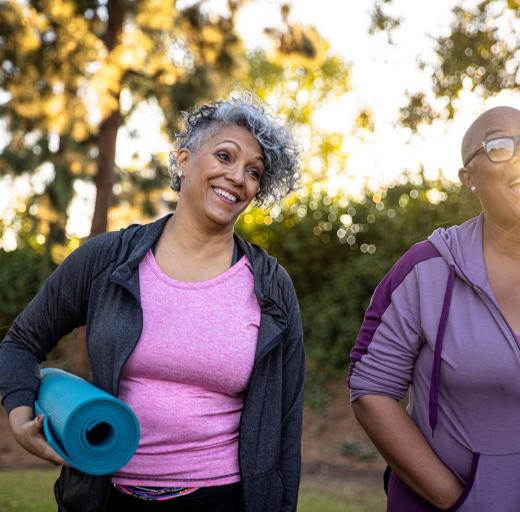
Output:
[
  {"xmin": 458, "ymin": 167, "xmax": 477, "ymax": 193},
  {"xmin": 176, "ymin": 148, "xmax": 190, "ymax": 174}
]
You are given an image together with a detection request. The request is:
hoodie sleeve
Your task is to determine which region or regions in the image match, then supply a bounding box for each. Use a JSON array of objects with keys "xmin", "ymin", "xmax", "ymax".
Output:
[
  {"xmin": 348, "ymin": 241, "xmax": 442, "ymax": 402},
  {"xmin": 0, "ymin": 232, "xmax": 119, "ymax": 413}
]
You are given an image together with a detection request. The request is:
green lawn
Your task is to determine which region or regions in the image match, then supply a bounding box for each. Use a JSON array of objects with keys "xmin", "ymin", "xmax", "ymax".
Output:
[
  {"xmin": 0, "ymin": 470, "xmax": 58, "ymax": 512},
  {"xmin": 0, "ymin": 469, "xmax": 384, "ymax": 512},
  {"xmin": 298, "ymin": 486, "xmax": 384, "ymax": 512}
]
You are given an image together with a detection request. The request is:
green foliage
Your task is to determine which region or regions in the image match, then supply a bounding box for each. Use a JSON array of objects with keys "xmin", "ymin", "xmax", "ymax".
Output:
[
  {"xmin": 375, "ymin": 0, "xmax": 520, "ymax": 128},
  {"xmin": 1, "ymin": 1, "xmax": 353, "ymax": 265},
  {"xmin": 369, "ymin": 1, "xmax": 402, "ymax": 38},
  {"xmin": 0, "ymin": 1, "xmax": 299, "ymax": 248},
  {"xmin": 237, "ymin": 174, "xmax": 480, "ymax": 401},
  {"xmin": 0, "ymin": 243, "xmax": 53, "ymax": 339},
  {"xmin": 433, "ymin": 3, "xmax": 516, "ymax": 98}
]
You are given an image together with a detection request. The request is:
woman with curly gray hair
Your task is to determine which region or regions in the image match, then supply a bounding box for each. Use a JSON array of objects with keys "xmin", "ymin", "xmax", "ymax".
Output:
[{"xmin": 1, "ymin": 97, "xmax": 304, "ymax": 512}]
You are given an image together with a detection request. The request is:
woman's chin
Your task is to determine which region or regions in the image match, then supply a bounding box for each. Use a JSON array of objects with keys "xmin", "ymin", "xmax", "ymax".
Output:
[{"xmin": 204, "ymin": 210, "xmax": 239, "ymax": 230}]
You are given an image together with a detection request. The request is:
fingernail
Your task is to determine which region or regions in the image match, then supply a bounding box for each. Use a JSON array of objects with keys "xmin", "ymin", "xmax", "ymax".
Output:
[{"xmin": 37, "ymin": 414, "xmax": 43, "ymax": 420}]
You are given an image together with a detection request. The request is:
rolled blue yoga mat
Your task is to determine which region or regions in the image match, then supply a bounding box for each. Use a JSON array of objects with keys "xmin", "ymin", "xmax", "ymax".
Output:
[{"xmin": 34, "ymin": 368, "xmax": 140, "ymax": 476}]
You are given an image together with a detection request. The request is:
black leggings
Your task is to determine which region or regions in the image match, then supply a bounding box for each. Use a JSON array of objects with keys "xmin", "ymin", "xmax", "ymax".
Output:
[{"xmin": 105, "ymin": 483, "xmax": 243, "ymax": 512}]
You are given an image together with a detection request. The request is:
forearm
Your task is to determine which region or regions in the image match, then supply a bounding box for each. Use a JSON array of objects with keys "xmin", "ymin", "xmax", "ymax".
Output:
[
  {"xmin": 0, "ymin": 341, "xmax": 41, "ymax": 413},
  {"xmin": 352, "ymin": 394, "xmax": 462, "ymax": 510}
]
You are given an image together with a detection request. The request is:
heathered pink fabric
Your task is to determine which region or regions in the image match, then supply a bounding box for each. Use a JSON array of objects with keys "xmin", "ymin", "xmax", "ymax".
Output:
[{"xmin": 112, "ymin": 249, "xmax": 260, "ymax": 487}]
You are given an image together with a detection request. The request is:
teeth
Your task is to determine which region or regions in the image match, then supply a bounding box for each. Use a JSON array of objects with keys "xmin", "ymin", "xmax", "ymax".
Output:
[
  {"xmin": 510, "ymin": 177, "xmax": 520, "ymax": 187},
  {"xmin": 214, "ymin": 187, "xmax": 237, "ymax": 202}
]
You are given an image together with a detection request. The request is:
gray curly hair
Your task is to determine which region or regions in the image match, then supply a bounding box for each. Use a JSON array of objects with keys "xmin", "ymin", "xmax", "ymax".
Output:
[{"xmin": 168, "ymin": 96, "xmax": 301, "ymax": 205}]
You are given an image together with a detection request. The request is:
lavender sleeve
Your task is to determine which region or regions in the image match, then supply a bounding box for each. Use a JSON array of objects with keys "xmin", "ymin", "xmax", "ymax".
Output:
[{"xmin": 348, "ymin": 242, "xmax": 440, "ymax": 402}]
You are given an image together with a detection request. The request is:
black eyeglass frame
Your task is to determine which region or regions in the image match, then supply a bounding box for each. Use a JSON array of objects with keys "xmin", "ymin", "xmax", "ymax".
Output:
[{"xmin": 463, "ymin": 135, "xmax": 520, "ymax": 167}]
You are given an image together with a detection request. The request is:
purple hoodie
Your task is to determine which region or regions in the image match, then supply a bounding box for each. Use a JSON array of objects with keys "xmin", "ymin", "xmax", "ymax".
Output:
[{"xmin": 349, "ymin": 214, "xmax": 520, "ymax": 511}]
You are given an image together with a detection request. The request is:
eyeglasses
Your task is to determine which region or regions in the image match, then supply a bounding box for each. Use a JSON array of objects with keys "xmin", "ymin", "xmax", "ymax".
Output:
[{"xmin": 464, "ymin": 135, "xmax": 520, "ymax": 167}]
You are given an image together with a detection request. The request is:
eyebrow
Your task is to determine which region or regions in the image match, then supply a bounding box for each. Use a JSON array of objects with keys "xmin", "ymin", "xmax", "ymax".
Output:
[
  {"xmin": 216, "ymin": 140, "xmax": 264, "ymax": 163},
  {"xmin": 217, "ymin": 139, "xmax": 241, "ymax": 149},
  {"xmin": 483, "ymin": 128, "xmax": 505, "ymax": 139}
]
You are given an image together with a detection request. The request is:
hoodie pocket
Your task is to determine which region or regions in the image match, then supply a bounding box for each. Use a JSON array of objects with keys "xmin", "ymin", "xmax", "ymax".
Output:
[
  {"xmin": 386, "ymin": 452, "xmax": 480, "ymax": 512},
  {"xmin": 444, "ymin": 452, "xmax": 479, "ymax": 512}
]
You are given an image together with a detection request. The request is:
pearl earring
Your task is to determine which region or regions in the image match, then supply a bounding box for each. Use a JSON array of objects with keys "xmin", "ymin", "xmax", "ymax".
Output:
[
  {"xmin": 178, "ymin": 169, "xmax": 183, "ymax": 178},
  {"xmin": 470, "ymin": 186, "xmax": 476, "ymax": 192}
]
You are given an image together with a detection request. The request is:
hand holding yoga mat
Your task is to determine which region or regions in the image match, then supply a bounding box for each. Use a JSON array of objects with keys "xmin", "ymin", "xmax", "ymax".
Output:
[{"xmin": 34, "ymin": 368, "xmax": 140, "ymax": 476}]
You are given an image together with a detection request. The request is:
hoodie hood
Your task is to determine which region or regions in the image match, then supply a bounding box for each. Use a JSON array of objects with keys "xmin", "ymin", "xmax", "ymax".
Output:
[{"xmin": 428, "ymin": 213, "xmax": 491, "ymax": 292}]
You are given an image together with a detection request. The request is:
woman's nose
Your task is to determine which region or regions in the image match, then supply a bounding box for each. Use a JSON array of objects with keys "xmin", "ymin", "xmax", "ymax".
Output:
[{"xmin": 226, "ymin": 164, "xmax": 245, "ymax": 184}]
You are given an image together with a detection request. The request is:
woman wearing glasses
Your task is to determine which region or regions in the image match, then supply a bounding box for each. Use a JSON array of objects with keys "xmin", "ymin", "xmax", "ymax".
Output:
[{"xmin": 349, "ymin": 106, "xmax": 520, "ymax": 511}]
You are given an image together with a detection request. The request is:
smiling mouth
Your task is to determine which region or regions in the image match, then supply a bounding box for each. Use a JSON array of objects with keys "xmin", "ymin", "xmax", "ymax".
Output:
[{"xmin": 212, "ymin": 186, "xmax": 239, "ymax": 204}]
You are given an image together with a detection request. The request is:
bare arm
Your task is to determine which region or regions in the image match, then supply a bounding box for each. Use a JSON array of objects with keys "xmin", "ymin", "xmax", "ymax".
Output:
[
  {"xmin": 9, "ymin": 405, "xmax": 67, "ymax": 466},
  {"xmin": 352, "ymin": 395, "xmax": 462, "ymax": 510}
]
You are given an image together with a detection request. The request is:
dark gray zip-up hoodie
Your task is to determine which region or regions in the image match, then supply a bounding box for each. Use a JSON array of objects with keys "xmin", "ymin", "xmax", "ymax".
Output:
[{"xmin": 0, "ymin": 214, "xmax": 305, "ymax": 512}]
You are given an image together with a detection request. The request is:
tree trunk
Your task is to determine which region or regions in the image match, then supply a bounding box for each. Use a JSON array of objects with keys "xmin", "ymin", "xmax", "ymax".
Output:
[
  {"xmin": 73, "ymin": 2, "xmax": 124, "ymax": 377},
  {"xmin": 89, "ymin": 109, "xmax": 122, "ymax": 237},
  {"xmin": 89, "ymin": 0, "xmax": 124, "ymax": 238}
]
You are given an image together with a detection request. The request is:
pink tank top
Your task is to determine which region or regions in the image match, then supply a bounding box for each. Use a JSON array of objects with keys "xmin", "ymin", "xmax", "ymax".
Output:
[{"xmin": 112, "ymin": 250, "xmax": 260, "ymax": 487}]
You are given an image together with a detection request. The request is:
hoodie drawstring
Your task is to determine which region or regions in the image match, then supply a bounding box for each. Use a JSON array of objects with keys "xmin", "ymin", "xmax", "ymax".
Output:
[{"xmin": 429, "ymin": 264, "xmax": 456, "ymax": 436}]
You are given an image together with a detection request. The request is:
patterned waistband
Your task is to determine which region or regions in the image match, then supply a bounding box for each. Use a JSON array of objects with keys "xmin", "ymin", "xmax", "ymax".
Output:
[{"xmin": 113, "ymin": 483, "xmax": 199, "ymax": 501}]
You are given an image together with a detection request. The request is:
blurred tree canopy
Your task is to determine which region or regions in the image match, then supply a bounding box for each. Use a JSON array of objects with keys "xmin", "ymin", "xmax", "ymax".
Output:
[
  {"xmin": 1, "ymin": 0, "xmax": 246, "ymax": 252},
  {"xmin": 1, "ymin": 0, "xmax": 340, "ymax": 259},
  {"xmin": 370, "ymin": 0, "xmax": 520, "ymax": 129}
]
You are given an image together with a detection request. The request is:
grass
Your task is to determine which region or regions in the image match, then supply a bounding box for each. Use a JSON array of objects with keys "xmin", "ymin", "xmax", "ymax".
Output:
[
  {"xmin": 298, "ymin": 481, "xmax": 385, "ymax": 512},
  {"xmin": 0, "ymin": 470, "xmax": 384, "ymax": 512},
  {"xmin": 298, "ymin": 487, "xmax": 383, "ymax": 511},
  {"xmin": 0, "ymin": 469, "xmax": 59, "ymax": 512}
]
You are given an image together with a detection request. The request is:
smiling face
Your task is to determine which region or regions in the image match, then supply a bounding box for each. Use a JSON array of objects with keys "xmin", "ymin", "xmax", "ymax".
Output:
[
  {"xmin": 460, "ymin": 106, "xmax": 520, "ymax": 230},
  {"xmin": 176, "ymin": 124, "xmax": 265, "ymax": 232}
]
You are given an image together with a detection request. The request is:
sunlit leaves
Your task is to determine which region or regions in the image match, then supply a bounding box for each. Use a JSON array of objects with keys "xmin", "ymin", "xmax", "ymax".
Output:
[
  {"xmin": 2, "ymin": 0, "xmax": 355, "ymax": 265},
  {"xmin": 0, "ymin": 0, "xmax": 253, "ymax": 249},
  {"xmin": 399, "ymin": 92, "xmax": 440, "ymax": 130},
  {"xmin": 369, "ymin": 1, "xmax": 402, "ymax": 39},
  {"xmin": 433, "ymin": 4, "xmax": 518, "ymax": 99},
  {"xmin": 354, "ymin": 108, "xmax": 375, "ymax": 133},
  {"xmin": 135, "ymin": 0, "xmax": 175, "ymax": 31},
  {"xmin": 379, "ymin": 0, "xmax": 520, "ymax": 128},
  {"xmin": 245, "ymin": 50, "xmax": 350, "ymax": 126},
  {"xmin": 1, "ymin": 0, "xmax": 99, "ymax": 139}
]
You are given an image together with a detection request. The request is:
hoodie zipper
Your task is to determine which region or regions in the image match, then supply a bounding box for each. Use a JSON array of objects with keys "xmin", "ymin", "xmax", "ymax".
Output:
[
  {"xmin": 108, "ymin": 275, "xmax": 145, "ymax": 398},
  {"xmin": 471, "ymin": 284, "xmax": 519, "ymax": 347},
  {"xmin": 442, "ymin": 244, "xmax": 519, "ymax": 347}
]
